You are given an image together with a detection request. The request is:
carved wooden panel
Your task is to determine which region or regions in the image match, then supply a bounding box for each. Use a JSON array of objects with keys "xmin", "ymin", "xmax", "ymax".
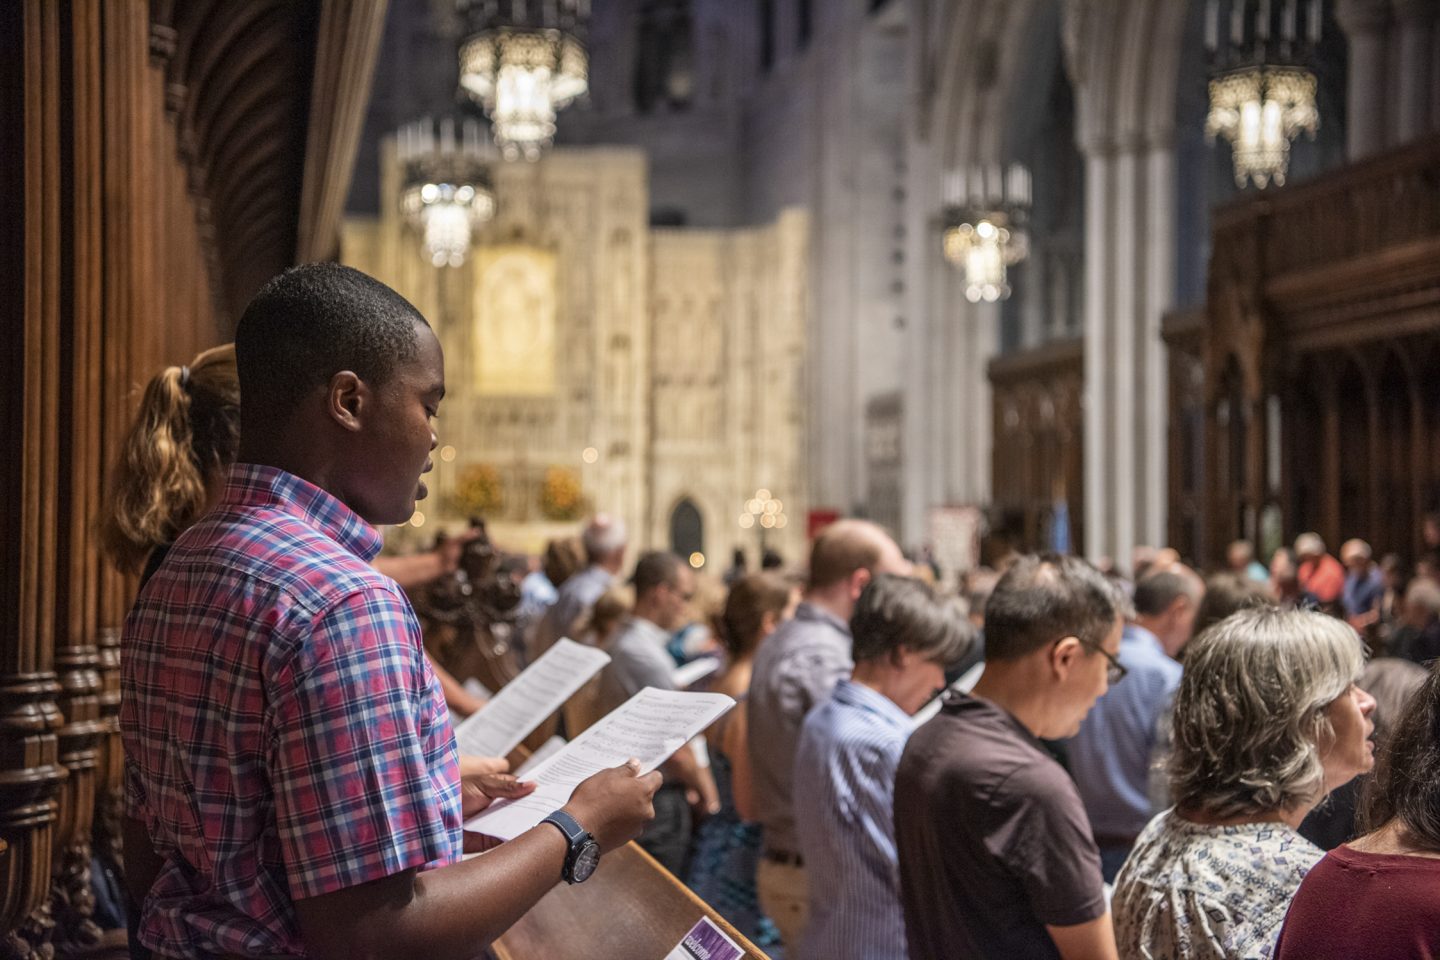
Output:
[
  {"xmin": 1194, "ymin": 135, "xmax": 1440, "ymax": 567},
  {"xmin": 2, "ymin": 1, "xmax": 383, "ymax": 954},
  {"xmin": 988, "ymin": 338, "xmax": 1085, "ymax": 556}
]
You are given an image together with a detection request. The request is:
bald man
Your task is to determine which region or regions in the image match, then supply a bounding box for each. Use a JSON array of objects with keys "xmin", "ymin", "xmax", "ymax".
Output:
[{"xmin": 747, "ymin": 520, "xmax": 910, "ymax": 948}]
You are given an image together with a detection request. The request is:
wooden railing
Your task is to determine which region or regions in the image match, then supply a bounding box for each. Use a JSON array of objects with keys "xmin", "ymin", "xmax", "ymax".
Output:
[
  {"xmin": 494, "ymin": 843, "xmax": 772, "ymax": 960},
  {"xmin": 1212, "ymin": 133, "xmax": 1440, "ymax": 280}
]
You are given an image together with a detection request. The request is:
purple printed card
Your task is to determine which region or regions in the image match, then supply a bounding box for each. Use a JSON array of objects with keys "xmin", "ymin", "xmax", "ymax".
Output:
[{"xmin": 664, "ymin": 917, "xmax": 744, "ymax": 960}]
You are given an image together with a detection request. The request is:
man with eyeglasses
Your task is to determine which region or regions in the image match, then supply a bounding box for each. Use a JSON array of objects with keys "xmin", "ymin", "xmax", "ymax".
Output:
[
  {"xmin": 1066, "ymin": 566, "xmax": 1204, "ymax": 882},
  {"xmin": 596, "ymin": 550, "xmax": 718, "ymax": 874},
  {"xmin": 895, "ymin": 554, "xmax": 1126, "ymax": 960}
]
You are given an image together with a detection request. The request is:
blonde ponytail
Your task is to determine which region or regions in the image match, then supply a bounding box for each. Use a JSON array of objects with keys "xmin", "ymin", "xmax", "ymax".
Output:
[{"xmin": 100, "ymin": 344, "xmax": 240, "ymax": 572}]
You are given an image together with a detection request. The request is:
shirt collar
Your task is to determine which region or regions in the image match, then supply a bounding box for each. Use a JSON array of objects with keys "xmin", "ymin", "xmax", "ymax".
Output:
[
  {"xmin": 795, "ymin": 601, "xmax": 851, "ymax": 636},
  {"xmin": 1123, "ymin": 622, "xmax": 1164, "ymax": 656},
  {"xmin": 221, "ymin": 463, "xmax": 384, "ymax": 562},
  {"xmin": 626, "ymin": 614, "xmax": 668, "ymax": 642},
  {"xmin": 833, "ymin": 678, "xmax": 911, "ymax": 730},
  {"xmin": 944, "ymin": 690, "xmax": 1045, "ymax": 749}
]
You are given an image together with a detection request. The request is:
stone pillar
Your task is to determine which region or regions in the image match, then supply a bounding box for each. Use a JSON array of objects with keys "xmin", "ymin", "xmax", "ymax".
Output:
[
  {"xmin": 1337, "ymin": 0, "xmax": 1394, "ymax": 159},
  {"xmin": 1111, "ymin": 143, "xmax": 1140, "ymax": 561},
  {"xmin": 963, "ymin": 300, "xmax": 998, "ymax": 507},
  {"xmin": 1142, "ymin": 142, "xmax": 1177, "ymax": 549},
  {"xmin": 1393, "ymin": 0, "xmax": 1434, "ymax": 142},
  {"xmin": 1082, "ymin": 145, "xmax": 1114, "ymax": 562},
  {"xmin": 1080, "ymin": 131, "xmax": 1176, "ymax": 565},
  {"xmin": 899, "ymin": 157, "xmax": 938, "ymax": 546}
]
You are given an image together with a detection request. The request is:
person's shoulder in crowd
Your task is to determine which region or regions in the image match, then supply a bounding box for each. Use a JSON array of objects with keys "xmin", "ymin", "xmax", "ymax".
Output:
[
  {"xmin": 918, "ymin": 696, "xmax": 1089, "ymax": 829},
  {"xmin": 157, "ymin": 495, "xmax": 396, "ymax": 610},
  {"xmin": 757, "ymin": 607, "xmax": 850, "ymax": 673},
  {"xmin": 1119, "ymin": 630, "xmax": 1181, "ymax": 678},
  {"xmin": 1116, "ymin": 812, "xmax": 1323, "ymax": 959}
]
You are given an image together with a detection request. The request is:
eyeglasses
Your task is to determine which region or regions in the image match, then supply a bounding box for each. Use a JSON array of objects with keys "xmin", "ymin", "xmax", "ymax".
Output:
[{"xmin": 1083, "ymin": 641, "xmax": 1128, "ymax": 685}]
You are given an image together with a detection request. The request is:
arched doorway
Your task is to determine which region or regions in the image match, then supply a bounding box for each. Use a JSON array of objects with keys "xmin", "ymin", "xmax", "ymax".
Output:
[{"xmin": 669, "ymin": 498, "xmax": 704, "ymax": 563}]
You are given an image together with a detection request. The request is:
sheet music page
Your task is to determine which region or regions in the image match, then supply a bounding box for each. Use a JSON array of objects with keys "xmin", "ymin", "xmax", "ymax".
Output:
[
  {"xmin": 452, "ymin": 638, "xmax": 610, "ymax": 759},
  {"xmin": 514, "ymin": 736, "xmax": 567, "ymax": 778},
  {"xmin": 465, "ymin": 687, "xmax": 735, "ymax": 841},
  {"xmin": 671, "ymin": 656, "xmax": 720, "ymax": 690}
]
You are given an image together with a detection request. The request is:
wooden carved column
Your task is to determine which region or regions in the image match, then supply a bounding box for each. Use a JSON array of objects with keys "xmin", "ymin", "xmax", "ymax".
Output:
[
  {"xmin": 90, "ymin": 629, "xmax": 124, "ymax": 873},
  {"xmin": 48, "ymin": 0, "xmax": 108, "ymax": 949},
  {"xmin": 2, "ymin": 3, "xmax": 72, "ymax": 958}
]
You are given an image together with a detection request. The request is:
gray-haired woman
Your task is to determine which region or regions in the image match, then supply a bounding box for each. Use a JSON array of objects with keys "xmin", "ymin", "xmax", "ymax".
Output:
[{"xmin": 1112, "ymin": 606, "xmax": 1376, "ymax": 960}]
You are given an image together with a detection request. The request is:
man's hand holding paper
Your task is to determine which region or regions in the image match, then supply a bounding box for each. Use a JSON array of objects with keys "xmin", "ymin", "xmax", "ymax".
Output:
[{"xmin": 465, "ymin": 687, "xmax": 735, "ymax": 842}]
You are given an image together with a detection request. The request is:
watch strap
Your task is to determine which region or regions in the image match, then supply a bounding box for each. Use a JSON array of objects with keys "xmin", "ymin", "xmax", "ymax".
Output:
[
  {"xmin": 542, "ymin": 809, "xmax": 588, "ymax": 847},
  {"xmin": 541, "ymin": 809, "xmax": 592, "ymax": 882}
]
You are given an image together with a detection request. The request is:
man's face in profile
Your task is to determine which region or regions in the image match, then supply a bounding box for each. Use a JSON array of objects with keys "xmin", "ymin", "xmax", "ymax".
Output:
[{"xmin": 352, "ymin": 321, "xmax": 445, "ymax": 526}]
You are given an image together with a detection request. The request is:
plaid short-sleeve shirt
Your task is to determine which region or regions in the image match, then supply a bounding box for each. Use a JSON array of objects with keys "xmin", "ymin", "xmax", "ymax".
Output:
[{"xmin": 120, "ymin": 464, "xmax": 462, "ymax": 958}]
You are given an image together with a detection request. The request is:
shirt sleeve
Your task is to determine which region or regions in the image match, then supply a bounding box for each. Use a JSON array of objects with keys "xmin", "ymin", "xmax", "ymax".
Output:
[
  {"xmin": 843, "ymin": 733, "xmax": 906, "ymax": 863},
  {"xmin": 123, "ymin": 754, "xmax": 147, "ymax": 820},
  {"xmin": 266, "ymin": 586, "xmax": 459, "ymax": 900},
  {"xmin": 777, "ymin": 643, "xmax": 853, "ymax": 724},
  {"xmin": 997, "ymin": 767, "xmax": 1107, "ymax": 928},
  {"xmin": 632, "ymin": 641, "xmax": 678, "ymax": 691}
]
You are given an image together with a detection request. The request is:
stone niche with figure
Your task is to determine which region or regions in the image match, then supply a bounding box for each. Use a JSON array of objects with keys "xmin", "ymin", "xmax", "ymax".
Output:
[{"xmin": 342, "ymin": 144, "xmax": 807, "ymax": 568}]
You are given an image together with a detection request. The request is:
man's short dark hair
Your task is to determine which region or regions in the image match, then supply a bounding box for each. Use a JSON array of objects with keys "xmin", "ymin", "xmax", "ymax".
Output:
[
  {"xmin": 631, "ymin": 550, "xmax": 683, "ymax": 597},
  {"xmin": 983, "ymin": 554, "xmax": 1122, "ymax": 661},
  {"xmin": 851, "ymin": 574, "xmax": 973, "ymax": 667},
  {"xmin": 234, "ymin": 263, "xmax": 430, "ymax": 426},
  {"xmin": 1195, "ymin": 572, "xmax": 1273, "ymax": 634},
  {"xmin": 1133, "ymin": 570, "xmax": 1200, "ymax": 618}
]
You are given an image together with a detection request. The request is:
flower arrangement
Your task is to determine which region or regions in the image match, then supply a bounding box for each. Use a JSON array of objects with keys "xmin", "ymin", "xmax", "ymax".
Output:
[
  {"xmin": 539, "ymin": 465, "xmax": 585, "ymax": 521},
  {"xmin": 451, "ymin": 463, "xmax": 504, "ymax": 518}
]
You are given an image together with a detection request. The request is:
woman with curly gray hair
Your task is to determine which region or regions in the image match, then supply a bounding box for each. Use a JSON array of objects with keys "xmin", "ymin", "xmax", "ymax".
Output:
[{"xmin": 1112, "ymin": 606, "xmax": 1375, "ymax": 960}]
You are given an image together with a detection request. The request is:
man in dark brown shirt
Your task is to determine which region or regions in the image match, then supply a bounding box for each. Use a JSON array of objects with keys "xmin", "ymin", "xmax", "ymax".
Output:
[{"xmin": 895, "ymin": 554, "xmax": 1124, "ymax": 960}]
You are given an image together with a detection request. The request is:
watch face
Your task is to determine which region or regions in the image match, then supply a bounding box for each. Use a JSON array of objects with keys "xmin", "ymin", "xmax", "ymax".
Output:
[{"xmin": 571, "ymin": 840, "xmax": 601, "ymax": 883}]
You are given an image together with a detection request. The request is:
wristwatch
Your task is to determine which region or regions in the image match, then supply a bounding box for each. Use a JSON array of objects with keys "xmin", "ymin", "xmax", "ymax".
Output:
[{"xmin": 541, "ymin": 809, "xmax": 601, "ymax": 884}]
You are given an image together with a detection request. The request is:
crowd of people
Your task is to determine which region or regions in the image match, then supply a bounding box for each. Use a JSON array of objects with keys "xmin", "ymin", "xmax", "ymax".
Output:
[{"xmin": 105, "ymin": 264, "xmax": 1440, "ymax": 960}]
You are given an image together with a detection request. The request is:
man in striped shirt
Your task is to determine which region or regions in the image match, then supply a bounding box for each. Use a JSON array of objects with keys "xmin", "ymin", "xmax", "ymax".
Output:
[{"xmin": 792, "ymin": 575, "xmax": 972, "ymax": 960}]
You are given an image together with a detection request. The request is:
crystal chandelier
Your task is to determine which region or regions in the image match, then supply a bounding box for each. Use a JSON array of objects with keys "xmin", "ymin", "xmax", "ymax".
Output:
[
  {"xmin": 397, "ymin": 117, "xmax": 496, "ymax": 267},
  {"xmin": 1204, "ymin": 0, "xmax": 1322, "ymax": 188},
  {"xmin": 458, "ymin": 0, "xmax": 590, "ymax": 162},
  {"xmin": 941, "ymin": 164, "xmax": 1031, "ymax": 303}
]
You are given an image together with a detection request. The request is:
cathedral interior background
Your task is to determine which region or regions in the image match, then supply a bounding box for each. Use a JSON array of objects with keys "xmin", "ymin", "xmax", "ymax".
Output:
[{"xmin": 4, "ymin": 0, "xmax": 1440, "ymax": 954}]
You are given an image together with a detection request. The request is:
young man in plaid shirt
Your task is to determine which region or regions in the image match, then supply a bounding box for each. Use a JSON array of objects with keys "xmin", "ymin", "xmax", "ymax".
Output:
[{"xmin": 120, "ymin": 264, "xmax": 659, "ymax": 959}]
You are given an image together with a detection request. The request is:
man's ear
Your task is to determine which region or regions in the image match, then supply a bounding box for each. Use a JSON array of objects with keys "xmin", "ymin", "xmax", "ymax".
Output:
[
  {"xmin": 849, "ymin": 567, "xmax": 873, "ymax": 602},
  {"xmin": 1166, "ymin": 596, "xmax": 1190, "ymax": 622},
  {"xmin": 326, "ymin": 371, "xmax": 367, "ymax": 432},
  {"xmin": 1051, "ymin": 636, "xmax": 1082, "ymax": 680}
]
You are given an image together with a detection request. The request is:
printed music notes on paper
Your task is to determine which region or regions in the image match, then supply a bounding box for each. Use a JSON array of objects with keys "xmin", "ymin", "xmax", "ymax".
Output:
[
  {"xmin": 452, "ymin": 638, "xmax": 610, "ymax": 759},
  {"xmin": 465, "ymin": 687, "xmax": 735, "ymax": 841}
]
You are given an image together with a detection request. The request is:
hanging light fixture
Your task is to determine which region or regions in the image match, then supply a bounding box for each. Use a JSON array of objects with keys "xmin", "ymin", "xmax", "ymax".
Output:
[
  {"xmin": 397, "ymin": 116, "xmax": 496, "ymax": 267},
  {"xmin": 457, "ymin": 0, "xmax": 590, "ymax": 162},
  {"xmin": 1204, "ymin": 0, "xmax": 1322, "ymax": 188},
  {"xmin": 941, "ymin": 164, "xmax": 1031, "ymax": 303}
]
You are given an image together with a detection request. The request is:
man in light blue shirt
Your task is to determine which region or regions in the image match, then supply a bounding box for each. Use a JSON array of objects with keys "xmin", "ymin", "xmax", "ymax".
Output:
[
  {"xmin": 1067, "ymin": 567, "xmax": 1203, "ymax": 881},
  {"xmin": 529, "ymin": 514, "xmax": 627, "ymax": 661},
  {"xmin": 793, "ymin": 574, "xmax": 972, "ymax": 960}
]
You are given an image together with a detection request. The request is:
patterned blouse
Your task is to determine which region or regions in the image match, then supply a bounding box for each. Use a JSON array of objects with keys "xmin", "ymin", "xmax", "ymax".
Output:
[{"xmin": 1113, "ymin": 811, "xmax": 1324, "ymax": 960}]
